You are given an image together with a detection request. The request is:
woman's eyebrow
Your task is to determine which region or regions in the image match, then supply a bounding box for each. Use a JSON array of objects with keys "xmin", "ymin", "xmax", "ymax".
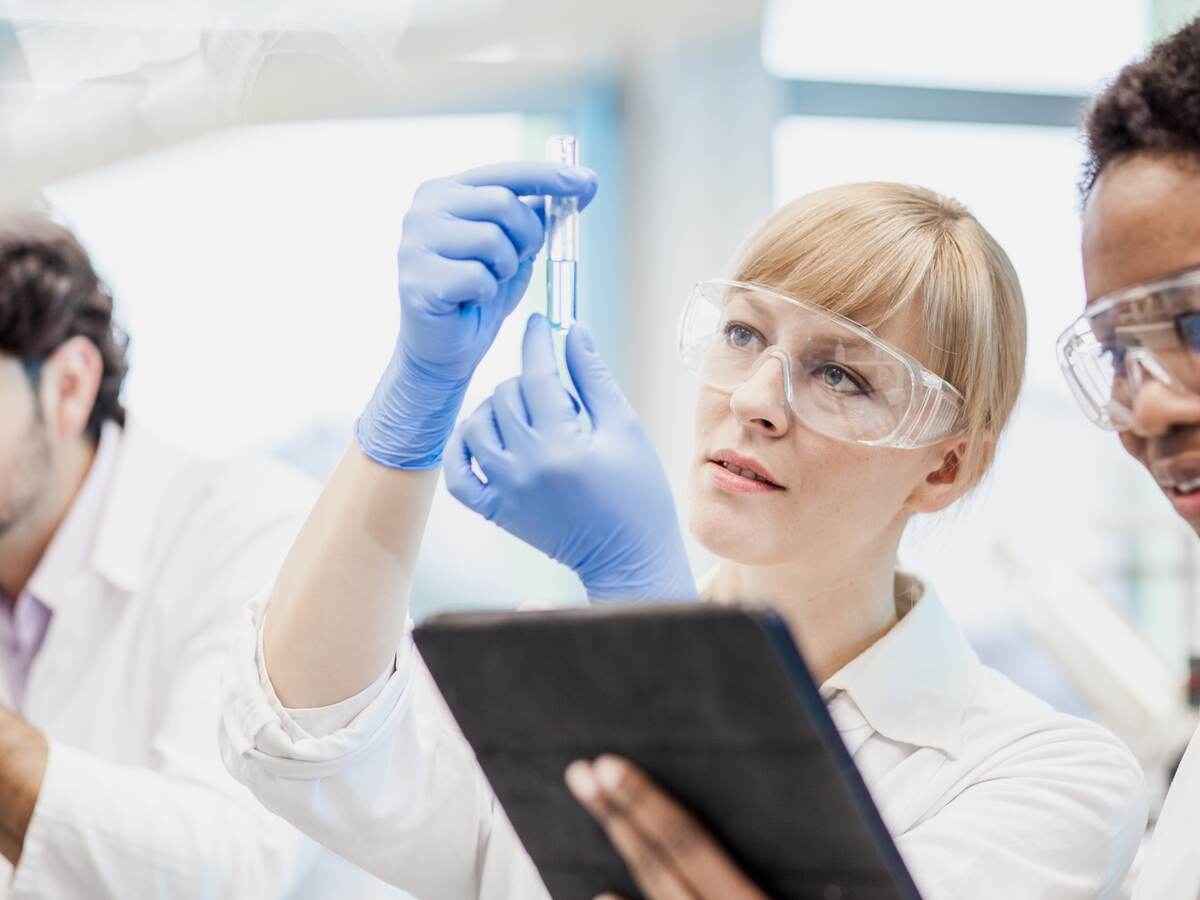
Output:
[
  {"xmin": 726, "ymin": 291, "xmax": 775, "ymax": 318},
  {"xmin": 801, "ymin": 332, "xmax": 874, "ymax": 356},
  {"xmin": 729, "ymin": 292, "xmax": 881, "ymax": 356}
]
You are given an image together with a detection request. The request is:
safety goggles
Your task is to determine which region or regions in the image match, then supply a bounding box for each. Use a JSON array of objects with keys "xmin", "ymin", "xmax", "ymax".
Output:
[
  {"xmin": 1057, "ymin": 266, "xmax": 1200, "ymax": 431},
  {"xmin": 677, "ymin": 280, "xmax": 967, "ymax": 449},
  {"xmin": 20, "ymin": 357, "xmax": 43, "ymax": 383}
]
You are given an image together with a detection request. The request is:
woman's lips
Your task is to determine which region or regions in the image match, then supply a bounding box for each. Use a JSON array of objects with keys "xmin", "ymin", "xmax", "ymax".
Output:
[
  {"xmin": 709, "ymin": 451, "xmax": 781, "ymax": 487},
  {"xmin": 708, "ymin": 460, "xmax": 784, "ymax": 494}
]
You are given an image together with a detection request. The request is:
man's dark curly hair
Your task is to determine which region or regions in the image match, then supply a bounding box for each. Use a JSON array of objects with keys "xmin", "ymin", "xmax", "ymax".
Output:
[
  {"xmin": 0, "ymin": 215, "xmax": 128, "ymax": 442},
  {"xmin": 1083, "ymin": 17, "xmax": 1200, "ymax": 197}
]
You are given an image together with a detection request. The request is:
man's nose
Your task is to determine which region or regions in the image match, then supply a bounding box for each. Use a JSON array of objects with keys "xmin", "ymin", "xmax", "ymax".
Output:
[
  {"xmin": 1126, "ymin": 355, "xmax": 1200, "ymax": 438},
  {"xmin": 729, "ymin": 351, "xmax": 791, "ymax": 435}
]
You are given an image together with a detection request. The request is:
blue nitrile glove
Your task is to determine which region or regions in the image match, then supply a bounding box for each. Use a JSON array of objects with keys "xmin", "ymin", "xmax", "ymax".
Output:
[
  {"xmin": 356, "ymin": 162, "xmax": 599, "ymax": 469},
  {"xmin": 445, "ymin": 314, "xmax": 698, "ymax": 602}
]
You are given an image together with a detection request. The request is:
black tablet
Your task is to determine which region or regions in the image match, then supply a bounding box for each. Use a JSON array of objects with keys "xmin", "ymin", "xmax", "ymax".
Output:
[{"xmin": 414, "ymin": 603, "xmax": 922, "ymax": 900}]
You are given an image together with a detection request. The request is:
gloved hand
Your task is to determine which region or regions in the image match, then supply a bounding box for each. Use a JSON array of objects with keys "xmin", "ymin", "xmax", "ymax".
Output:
[
  {"xmin": 445, "ymin": 314, "xmax": 698, "ymax": 602},
  {"xmin": 356, "ymin": 162, "xmax": 598, "ymax": 469}
]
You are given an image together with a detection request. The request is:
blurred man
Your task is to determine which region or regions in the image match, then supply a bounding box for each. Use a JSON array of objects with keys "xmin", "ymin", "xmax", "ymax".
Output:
[
  {"xmin": 1059, "ymin": 19, "xmax": 1200, "ymax": 899},
  {"xmin": 0, "ymin": 213, "xmax": 403, "ymax": 898}
]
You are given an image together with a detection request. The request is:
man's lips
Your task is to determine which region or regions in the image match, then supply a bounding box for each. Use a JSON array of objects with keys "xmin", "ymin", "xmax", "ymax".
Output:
[
  {"xmin": 1146, "ymin": 451, "xmax": 1200, "ymax": 519},
  {"xmin": 1150, "ymin": 451, "xmax": 1200, "ymax": 494}
]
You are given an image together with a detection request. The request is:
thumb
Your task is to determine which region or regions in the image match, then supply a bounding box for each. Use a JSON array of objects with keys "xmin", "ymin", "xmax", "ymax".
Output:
[{"xmin": 564, "ymin": 325, "xmax": 632, "ymax": 426}]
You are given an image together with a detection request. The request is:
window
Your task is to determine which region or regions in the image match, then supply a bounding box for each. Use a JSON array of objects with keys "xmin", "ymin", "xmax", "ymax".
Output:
[{"xmin": 762, "ymin": 0, "xmax": 1149, "ymax": 94}]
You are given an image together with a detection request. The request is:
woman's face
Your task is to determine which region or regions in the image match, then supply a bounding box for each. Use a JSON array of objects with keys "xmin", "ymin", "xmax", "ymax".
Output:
[
  {"xmin": 1081, "ymin": 154, "xmax": 1200, "ymax": 532},
  {"xmin": 686, "ymin": 300, "xmax": 951, "ymax": 569}
]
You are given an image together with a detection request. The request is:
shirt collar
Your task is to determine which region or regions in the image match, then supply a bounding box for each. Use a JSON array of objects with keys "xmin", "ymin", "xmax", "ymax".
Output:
[
  {"xmin": 820, "ymin": 575, "xmax": 979, "ymax": 758},
  {"xmin": 25, "ymin": 420, "xmax": 123, "ymax": 610},
  {"xmin": 89, "ymin": 419, "xmax": 194, "ymax": 595}
]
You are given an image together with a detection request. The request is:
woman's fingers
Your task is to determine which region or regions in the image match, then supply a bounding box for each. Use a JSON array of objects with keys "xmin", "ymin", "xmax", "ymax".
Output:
[
  {"xmin": 417, "ymin": 214, "xmax": 521, "ymax": 282},
  {"xmin": 521, "ymin": 315, "xmax": 581, "ymax": 433},
  {"xmin": 396, "ymin": 251, "xmax": 499, "ymax": 314},
  {"xmin": 564, "ymin": 324, "xmax": 634, "ymax": 428},
  {"xmin": 491, "ymin": 377, "xmax": 537, "ymax": 453},
  {"xmin": 455, "ymin": 161, "xmax": 598, "ymax": 212},
  {"xmin": 441, "ymin": 182, "xmax": 544, "ymax": 261},
  {"xmin": 443, "ymin": 424, "xmax": 492, "ymax": 518}
]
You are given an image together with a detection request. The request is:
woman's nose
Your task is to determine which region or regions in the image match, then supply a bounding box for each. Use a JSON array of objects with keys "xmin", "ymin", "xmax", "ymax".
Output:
[{"xmin": 729, "ymin": 352, "xmax": 791, "ymax": 435}]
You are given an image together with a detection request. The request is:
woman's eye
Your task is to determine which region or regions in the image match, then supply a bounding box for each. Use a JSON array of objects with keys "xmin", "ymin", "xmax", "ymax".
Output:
[
  {"xmin": 723, "ymin": 322, "xmax": 762, "ymax": 350},
  {"xmin": 818, "ymin": 363, "xmax": 870, "ymax": 394}
]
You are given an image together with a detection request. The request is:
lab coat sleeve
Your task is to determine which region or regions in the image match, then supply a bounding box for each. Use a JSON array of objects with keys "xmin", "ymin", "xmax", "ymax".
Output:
[
  {"xmin": 895, "ymin": 719, "xmax": 1149, "ymax": 900},
  {"xmin": 11, "ymin": 519, "xmax": 320, "ymax": 900},
  {"xmin": 219, "ymin": 598, "xmax": 548, "ymax": 900}
]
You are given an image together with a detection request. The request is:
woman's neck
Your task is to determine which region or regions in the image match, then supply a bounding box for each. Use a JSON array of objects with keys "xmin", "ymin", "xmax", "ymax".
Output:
[{"xmin": 707, "ymin": 550, "xmax": 901, "ymax": 684}]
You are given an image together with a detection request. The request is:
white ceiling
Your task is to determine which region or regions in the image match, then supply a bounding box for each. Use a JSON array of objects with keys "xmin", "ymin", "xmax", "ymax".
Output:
[{"xmin": 0, "ymin": 0, "xmax": 764, "ymax": 206}]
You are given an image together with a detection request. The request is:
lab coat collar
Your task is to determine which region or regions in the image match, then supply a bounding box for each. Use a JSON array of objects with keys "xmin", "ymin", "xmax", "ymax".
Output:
[
  {"xmin": 821, "ymin": 579, "xmax": 978, "ymax": 759},
  {"xmin": 25, "ymin": 419, "xmax": 122, "ymax": 611},
  {"xmin": 90, "ymin": 419, "xmax": 196, "ymax": 596}
]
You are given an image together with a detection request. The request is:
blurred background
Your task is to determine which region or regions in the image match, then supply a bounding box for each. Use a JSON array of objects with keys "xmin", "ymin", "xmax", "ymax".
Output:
[{"xmin": 3, "ymin": 0, "xmax": 1200, "ymax": 796}]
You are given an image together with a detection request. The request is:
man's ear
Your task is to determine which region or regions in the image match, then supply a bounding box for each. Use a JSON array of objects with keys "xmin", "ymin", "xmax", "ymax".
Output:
[
  {"xmin": 37, "ymin": 336, "xmax": 102, "ymax": 441},
  {"xmin": 904, "ymin": 438, "xmax": 982, "ymax": 514}
]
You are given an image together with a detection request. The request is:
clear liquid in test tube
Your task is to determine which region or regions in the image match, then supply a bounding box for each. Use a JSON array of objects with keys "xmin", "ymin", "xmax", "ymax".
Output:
[{"xmin": 545, "ymin": 135, "xmax": 579, "ymax": 330}]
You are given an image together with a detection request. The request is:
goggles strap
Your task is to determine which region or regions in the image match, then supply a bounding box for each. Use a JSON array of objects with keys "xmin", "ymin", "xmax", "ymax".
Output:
[{"xmin": 892, "ymin": 386, "xmax": 934, "ymax": 449}]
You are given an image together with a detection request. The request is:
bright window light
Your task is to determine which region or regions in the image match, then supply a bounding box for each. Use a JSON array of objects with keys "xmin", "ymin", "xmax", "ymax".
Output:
[
  {"xmin": 763, "ymin": 0, "xmax": 1150, "ymax": 95},
  {"xmin": 46, "ymin": 115, "xmax": 527, "ymax": 460}
]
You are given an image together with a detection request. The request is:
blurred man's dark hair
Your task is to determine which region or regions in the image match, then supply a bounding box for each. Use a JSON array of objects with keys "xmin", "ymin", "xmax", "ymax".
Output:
[
  {"xmin": 0, "ymin": 215, "xmax": 129, "ymax": 442},
  {"xmin": 1083, "ymin": 17, "xmax": 1200, "ymax": 196}
]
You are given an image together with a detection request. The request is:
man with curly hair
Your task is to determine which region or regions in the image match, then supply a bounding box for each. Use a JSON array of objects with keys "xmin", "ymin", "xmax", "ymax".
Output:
[
  {"xmin": 1061, "ymin": 15, "xmax": 1200, "ymax": 899},
  {"xmin": 0, "ymin": 214, "xmax": 404, "ymax": 898}
]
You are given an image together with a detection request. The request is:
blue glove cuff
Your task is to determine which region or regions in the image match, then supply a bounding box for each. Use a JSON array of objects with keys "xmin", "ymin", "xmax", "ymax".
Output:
[
  {"xmin": 579, "ymin": 534, "xmax": 700, "ymax": 604},
  {"xmin": 355, "ymin": 349, "xmax": 472, "ymax": 470}
]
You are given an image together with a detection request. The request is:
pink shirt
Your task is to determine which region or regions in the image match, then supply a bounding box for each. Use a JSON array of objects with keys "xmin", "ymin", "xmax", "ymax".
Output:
[{"xmin": 0, "ymin": 422, "xmax": 120, "ymax": 711}]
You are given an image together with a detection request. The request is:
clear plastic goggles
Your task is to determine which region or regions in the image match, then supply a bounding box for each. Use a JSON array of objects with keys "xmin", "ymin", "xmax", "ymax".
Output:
[
  {"xmin": 1057, "ymin": 267, "xmax": 1200, "ymax": 431},
  {"xmin": 677, "ymin": 280, "xmax": 967, "ymax": 449}
]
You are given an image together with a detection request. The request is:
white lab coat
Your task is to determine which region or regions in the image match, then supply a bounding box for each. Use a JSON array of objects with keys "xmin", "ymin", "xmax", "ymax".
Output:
[
  {"xmin": 5, "ymin": 422, "xmax": 405, "ymax": 900},
  {"xmin": 221, "ymin": 572, "xmax": 1149, "ymax": 900},
  {"xmin": 1131, "ymin": 725, "xmax": 1200, "ymax": 898}
]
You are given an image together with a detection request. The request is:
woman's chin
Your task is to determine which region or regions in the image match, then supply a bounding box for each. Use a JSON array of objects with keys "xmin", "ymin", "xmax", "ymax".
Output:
[{"xmin": 688, "ymin": 502, "xmax": 781, "ymax": 567}]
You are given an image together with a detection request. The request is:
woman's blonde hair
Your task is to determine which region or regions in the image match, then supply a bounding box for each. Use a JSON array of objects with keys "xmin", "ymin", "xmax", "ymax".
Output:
[{"xmin": 730, "ymin": 181, "xmax": 1026, "ymax": 485}]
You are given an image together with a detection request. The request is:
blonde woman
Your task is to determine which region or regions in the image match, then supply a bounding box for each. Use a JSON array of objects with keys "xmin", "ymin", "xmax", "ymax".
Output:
[{"xmin": 219, "ymin": 164, "xmax": 1146, "ymax": 900}]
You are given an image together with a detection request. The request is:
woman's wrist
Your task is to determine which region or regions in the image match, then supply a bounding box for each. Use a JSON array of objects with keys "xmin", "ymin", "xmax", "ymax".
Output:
[
  {"xmin": 355, "ymin": 348, "xmax": 473, "ymax": 470},
  {"xmin": 580, "ymin": 538, "xmax": 699, "ymax": 603}
]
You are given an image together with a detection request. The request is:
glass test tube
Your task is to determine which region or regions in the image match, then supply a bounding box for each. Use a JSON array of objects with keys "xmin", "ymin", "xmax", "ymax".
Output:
[{"xmin": 545, "ymin": 135, "xmax": 579, "ymax": 330}]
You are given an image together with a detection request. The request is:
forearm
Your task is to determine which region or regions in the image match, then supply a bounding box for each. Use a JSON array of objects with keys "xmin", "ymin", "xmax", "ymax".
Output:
[
  {"xmin": 263, "ymin": 444, "xmax": 439, "ymax": 707},
  {"xmin": 264, "ymin": 160, "xmax": 598, "ymax": 707},
  {"xmin": 0, "ymin": 709, "xmax": 46, "ymax": 866}
]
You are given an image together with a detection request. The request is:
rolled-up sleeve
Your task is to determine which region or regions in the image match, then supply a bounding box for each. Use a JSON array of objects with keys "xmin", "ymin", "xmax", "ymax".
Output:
[{"xmin": 219, "ymin": 599, "xmax": 547, "ymax": 900}]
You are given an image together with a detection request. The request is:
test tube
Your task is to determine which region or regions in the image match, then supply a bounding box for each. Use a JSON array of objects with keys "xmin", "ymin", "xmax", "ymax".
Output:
[{"xmin": 545, "ymin": 135, "xmax": 579, "ymax": 330}]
